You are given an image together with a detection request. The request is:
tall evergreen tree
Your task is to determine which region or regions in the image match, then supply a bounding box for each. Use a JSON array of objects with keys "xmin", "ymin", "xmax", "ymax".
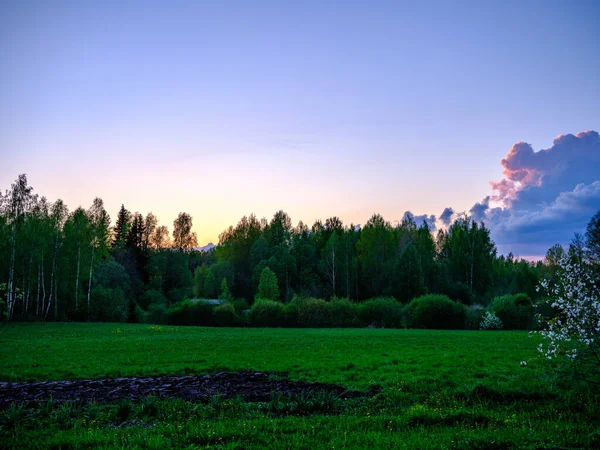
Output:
[{"xmin": 113, "ymin": 205, "xmax": 131, "ymax": 248}]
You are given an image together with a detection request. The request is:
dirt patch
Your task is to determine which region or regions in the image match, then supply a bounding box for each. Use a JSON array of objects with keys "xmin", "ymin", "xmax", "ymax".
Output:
[{"xmin": 0, "ymin": 371, "xmax": 368, "ymax": 407}]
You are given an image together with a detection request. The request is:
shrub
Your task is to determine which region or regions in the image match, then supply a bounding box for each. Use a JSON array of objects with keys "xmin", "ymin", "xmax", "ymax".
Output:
[
  {"xmin": 296, "ymin": 298, "xmax": 331, "ymax": 328},
  {"xmin": 166, "ymin": 299, "xmax": 215, "ymax": 326},
  {"xmin": 465, "ymin": 304, "xmax": 485, "ymax": 330},
  {"xmin": 488, "ymin": 294, "xmax": 533, "ymax": 330},
  {"xmin": 283, "ymin": 300, "xmax": 299, "ymax": 327},
  {"xmin": 479, "ymin": 311, "xmax": 503, "ymax": 330},
  {"xmin": 145, "ymin": 302, "xmax": 168, "ymax": 324},
  {"xmin": 90, "ymin": 286, "xmax": 127, "ymax": 322},
  {"xmin": 328, "ymin": 297, "xmax": 360, "ymax": 328},
  {"xmin": 358, "ymin": 297, "xmax": 405, "ymax": 328},
  {"xmin": 408, "ymin": 294, "xmax": 466, "ymax": 329},
  {"xmin": 231, "ymin": 298, "xmax": 250, "ymax": 313},
  {"xmin": 139, "ymin": 289, "xmax": 167, "ymax": 310},
  {"xmin": 213, "ymin": 302, "xmax": 239, "ymax": 327},
  {"xmin": 250, "ymin": 299, "xmax": 284, "ymax": 327}
]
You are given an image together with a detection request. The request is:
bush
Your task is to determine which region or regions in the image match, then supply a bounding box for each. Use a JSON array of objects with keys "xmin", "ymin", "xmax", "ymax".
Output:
[
  {"xmin": 465, "ymin": 304, "xmax": 485, "ymax": 330},
  {"xmin": 480, "ymin": 311, "xmax": 503, "ymax": 330},
  {"xmin": 296, "ymin": 298, "xmax": 331, "ymax": 328},
  {"xmin": 231, "ymin": 298, "xmax": 250, "ymax": 313},
  {"xmin": 408, "ymin": 294, "xmax": 466, "ymax": 329},
  {"xmin": 328, "ymin": 297, "xmax": 360, "ymax": 328},
  {"xmin": 250, "ymin": 299, "xmax": 284, "ymax": 327},
  {"xmin": 139, "ymin": 289, "xmax": 167, "ymax": 310},
  {"xmin": 213, "ymin": 302, "xmax": 239, "ymax": 327},
  {"xmin": 488, "ymin": 294, "xmax": 533, "ymax": 330},
  {"xmin": 358, "ymin": 297, "xmax": 405, "ymax": 328},
  {"xmin": 166, "ymin": 299, "xmax": 215, "ymax": 326},
  {"xmin": 283, "ymin": 300, "xmax": 299, "ymax": 327},
  {"xmin": 90, "ymin": 286, "xmax": 128, "ymax": 322},
  {"xmin": 145, "ymin": 302, "xmax": 168, "ymax": 324}
]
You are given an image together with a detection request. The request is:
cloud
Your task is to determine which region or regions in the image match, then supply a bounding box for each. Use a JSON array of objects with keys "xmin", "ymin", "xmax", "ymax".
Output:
[
  {"xmin": 493, "ymin": 130, "xmax": 600, "ymax": 210},
  {"xmin": 402, "ymin": 211, "xmax": 437, "ymax": 231},
  {"xmin": 439, "ymin": 207, "xmax": 454, "ymax": 226},
  {"xmin": 469, "ymin": 197, "xmax": 490, "ymax": 222},
  {"xmin": 444, "ymin": 130, "xmax": 600, "ymax": 257}
]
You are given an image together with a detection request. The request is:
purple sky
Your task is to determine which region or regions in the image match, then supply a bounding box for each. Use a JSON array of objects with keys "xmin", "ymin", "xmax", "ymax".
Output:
[{"xmin": 1, "ymin": 1, "xmax": 599, "ymax": 257}]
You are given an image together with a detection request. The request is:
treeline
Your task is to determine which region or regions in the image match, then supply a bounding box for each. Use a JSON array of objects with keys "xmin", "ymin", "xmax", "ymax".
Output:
[{"xmin": 1, "ymin": 174, "xmax": 598, "ymax": 324}]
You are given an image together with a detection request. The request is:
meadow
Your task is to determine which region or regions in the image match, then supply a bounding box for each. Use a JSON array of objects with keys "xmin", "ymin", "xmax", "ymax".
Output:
[{"xmin": 1, "ymin": 323, "xmax": 598, "ymax": 449}]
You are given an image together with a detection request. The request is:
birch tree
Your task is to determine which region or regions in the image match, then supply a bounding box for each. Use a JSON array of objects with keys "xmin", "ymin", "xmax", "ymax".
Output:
[
  {"xmin": 6, "ymin": 174, "xmax": 34, "ymax": 318},
  {"xmin": 87, "ymin": 198, "xmax": 111, "ymax": 318},
  {"xmin": 46, "ymin": 199, "xmax": 68, "ymax": 319}
]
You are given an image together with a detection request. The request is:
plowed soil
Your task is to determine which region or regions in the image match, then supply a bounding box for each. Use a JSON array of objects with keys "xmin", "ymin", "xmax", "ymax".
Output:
[{"xmin": 0, "ymin": 371, "xmax": 366, "ymax": 407}]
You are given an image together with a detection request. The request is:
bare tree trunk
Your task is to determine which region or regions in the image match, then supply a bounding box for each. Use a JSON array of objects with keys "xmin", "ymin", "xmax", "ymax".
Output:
[
  {"xmin": 87, "ymin": 245, "xmax": 95, "ymax": 320},
  {"xmin": 75, "ymin": 244, "xmax": 81, "ymax": 310}
]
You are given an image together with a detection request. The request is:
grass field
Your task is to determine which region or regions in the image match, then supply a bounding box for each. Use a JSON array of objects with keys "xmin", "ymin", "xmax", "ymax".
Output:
[{"xmin": 1, "ymin": 323, "xmax": 599, "ymax": 449}]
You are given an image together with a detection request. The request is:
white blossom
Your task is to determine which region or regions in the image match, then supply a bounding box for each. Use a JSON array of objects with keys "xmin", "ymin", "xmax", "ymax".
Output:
[{"xmin": 536, "ymin": 257, "xmax": 599, "ymax": 370}]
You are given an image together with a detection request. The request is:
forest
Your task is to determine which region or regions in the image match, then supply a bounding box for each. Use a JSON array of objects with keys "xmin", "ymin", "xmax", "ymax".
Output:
[{"xmin": 1, "ymin": 173, "xmax": 598, "ymax": 327}]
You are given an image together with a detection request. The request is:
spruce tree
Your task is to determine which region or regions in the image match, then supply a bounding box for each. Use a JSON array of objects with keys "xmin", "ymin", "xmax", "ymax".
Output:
[{"xmin": 113, "ymin": 205, "xmax": 131, "ymax": 248}]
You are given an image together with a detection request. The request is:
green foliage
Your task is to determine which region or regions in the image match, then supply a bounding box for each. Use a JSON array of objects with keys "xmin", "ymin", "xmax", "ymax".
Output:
[
  {"xmin": 257, "ymin": 267, "xmax": 280, "ymax": 301},
  {"xmin": 358, "ymin": 297, "xmax": 406, "ymax": 328},
  {"xmin": 139, "ymin": 289, "xmax": 167, "ymax": 310},
  {"xmin": 90, "ymin": 286, "xmax": 127, "ymax": 322},
  {"xmin": 166, "ymin": 299, "xmax": 215, "ymax": 326},
  {"xmin": 480, "ymin": 311, "xmax": 503, "ymax": 330},
  {"xmin": 250, "ymin": 299, "xmax": 284, "ymax": 327},
  {"xmin": 230, "ymin": 298, "xmax": 250, "ymax": 313},
  {"xmin": 145, "ymin": 302, "xmax": 168, "ymax": 324},
  {"xmin": 219, "ymin": 277, "xmax": 233, "ymax": 301},
  {"xmin": 194, "ymin": 265, "xmax": 217, "ymax": 299},
  {"xmin": 488, "ymin": 294, "xmax": 534, "ymax": 330},
  {"xmin": 393, "ymin": 243, "xmax": 425, "ymax": 302},
  {"xmin": 213, "ymin": 302, "xmax": 240, "ymax": 327},
  {"xmin": 408, "ymin": 294, "xmax": 466, "ymax": 329},
  {"xmin": 295, "ymin": 297, "xmax": 331, "ymax": 328},
  {"xmin": 465, "ymin": 304, "xmax": 486, "ymax": 330},
  {"xmin": 327, "ymin": 297, "xmax": 360, "ymax": 328}
]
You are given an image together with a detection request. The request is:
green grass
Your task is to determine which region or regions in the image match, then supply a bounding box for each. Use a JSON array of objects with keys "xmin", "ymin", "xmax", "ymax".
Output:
[{"xmin": 1, "ymin": 323, "xmax": 599, "ymax": 449}]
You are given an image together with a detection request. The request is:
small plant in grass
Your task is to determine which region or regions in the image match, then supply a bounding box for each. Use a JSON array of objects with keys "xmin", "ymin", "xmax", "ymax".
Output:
[
  {"xmin": 37, "ymin": 397, "xmax": 56, "ymax": 419},
  {"xmin": 116, "ymin": 399, "xmax": 133, "ymax": 422},
  {"xmin": 480, "ymin": 311, "xmax": 503, "ymax": 330},
  {"xmin": 138, "ymin": 395, "xmax": 159, "ymax": 419},
  {"xmin": 1, "ymin": 402, "xmax": 27, "ymax": 430}
]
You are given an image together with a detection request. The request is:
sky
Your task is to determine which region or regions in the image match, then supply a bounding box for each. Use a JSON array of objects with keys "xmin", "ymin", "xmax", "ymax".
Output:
[{"xmin": 1, "ymin": 0, "xmax": 599, "ymax": 257}]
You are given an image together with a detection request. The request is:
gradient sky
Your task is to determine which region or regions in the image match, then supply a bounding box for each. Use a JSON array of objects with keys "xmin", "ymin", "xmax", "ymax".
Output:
[{"xmin": 1, "ymin": 1, "xmax": 599, "ymax": 255}]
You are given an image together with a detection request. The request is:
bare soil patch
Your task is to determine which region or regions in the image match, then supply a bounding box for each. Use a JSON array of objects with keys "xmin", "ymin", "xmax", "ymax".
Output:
[{"xmin": 0, "ymin": 371, "xmax": 367, "ymax": 407}]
